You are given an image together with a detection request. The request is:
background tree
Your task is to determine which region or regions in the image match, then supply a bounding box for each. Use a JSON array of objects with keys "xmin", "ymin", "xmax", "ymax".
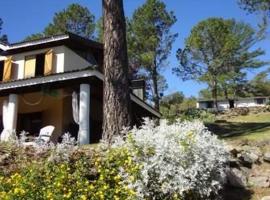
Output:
[
  {"xmin": 25, "ymin": 4, "xmax": 95, "ymax": 40},
  {"xmin": 102, "ymin": 0, "xmax": 131, "ymax": 143},
  {"xmin": 160, "ymin": 91, "xmax": 184, "ymax": 108},
  {"xmin": 239, "ymin": 0, "xmax": 270, "ymax": 37},
  {"xmin": 160, "ymin": 92, "xmax": 197, "ymax": 122},
  {"xmin": 127, "ymin": 0, "xmax": 178, "ymax": 110},
  {"xmin": 174, "ymin": 18, "xmax": 265, "ymax": 108},
  {"xmin": 239, "ymin": 0, "xmax": 270, "ymax": 19},
  {"xmin": 96, "ymin": 17, "xmax": 104, "ymax": 42},
  {"xmin": 249, "ymin": 71, "xmax": 270, "ymax": 96},
  {"xmin": 0, "ymin": 18, "xmax": 8, "ymax": 43}
]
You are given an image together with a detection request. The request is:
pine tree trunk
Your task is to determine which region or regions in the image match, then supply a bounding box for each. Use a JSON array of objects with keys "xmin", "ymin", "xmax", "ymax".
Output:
[
  {"xmin": 152, "ymin": 66, "xmax": 159, "ymax": 111},
  {"xmin": 211, "ymin": 80, "xmax": 218, "ymax": 110},
  {"xmin": 102, "ymin": 0, "xmax": 132, "ymax": 143}
]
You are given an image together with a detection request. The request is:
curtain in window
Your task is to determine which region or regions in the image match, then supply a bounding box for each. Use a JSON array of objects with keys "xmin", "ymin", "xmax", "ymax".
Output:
[
  {"xmin": 72, "ymin": 92, "xmax": 79, "ymax": 125},
  {"xmin": 3, "ymin": 56, "xmax": 12, "ymax": 81},
  {"xmin": 44, "ymin": 49, "xmax": 53, "ymax": 75},
  {"xmin": 24, "ymin": 55, "xmax": 36, "ymax": 78}
]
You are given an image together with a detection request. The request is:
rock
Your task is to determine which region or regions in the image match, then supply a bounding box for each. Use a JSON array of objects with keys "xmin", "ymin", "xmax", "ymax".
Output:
[
  {"xmin": 248, "ymin": 176, "xmax": 270, "ymax": 188},
  {"xmin": 238, "ymin": 152, "xmax": 259, "ymax": 168},
  {"xmin": 261, "ymin": 196, "xmax": 270, "ymax": 200},
  {"xmin": 229, "ymin": 158, "xmax": 240, "ymax": 168},
  {"xmin": 226, "ymin": 168, "xmax": 248, "ymax": 188},
  {"xmin": 263, "ymin": 152, "xmax": 270, "ymax": 163},
  {"xmin": 0, "ymin": 154, "xmax": 10, "ymax": 163},
  {"xmin": 241, "ymin": 146, "xmax": 262, "ymax": 157},
  {"xmin": 240, "ymin": 167, "xmax": 250, "ymax": 176}
]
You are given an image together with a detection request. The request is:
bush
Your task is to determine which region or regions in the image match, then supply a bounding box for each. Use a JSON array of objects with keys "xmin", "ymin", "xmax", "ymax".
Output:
[
  {"xmin": 0, "ymin": 137, "xmax": 137, "ymax": 200},
  {"xmin": 180, "ymin": 108, "xmax": 216, "ymax": 122},
  {"xmin": 0, "ymin": 149, "xmax": 137, "ymax": 200},
  {"xmin": 113, "ymin": 119, "xmax": 228, "ymax": 199},
  {"xmin": 0, "ymin": 122, "xmax": 228, "ymax": 200}
]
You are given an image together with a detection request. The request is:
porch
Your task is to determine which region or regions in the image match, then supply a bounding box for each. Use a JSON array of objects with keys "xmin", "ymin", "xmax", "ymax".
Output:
[
  {"xmin": 0, "ymin": 69, "xmax": 160, "ymax": 145},
  {"xmin": 0, "ymin": 71, "xmax": 104, "ymax": 144}
]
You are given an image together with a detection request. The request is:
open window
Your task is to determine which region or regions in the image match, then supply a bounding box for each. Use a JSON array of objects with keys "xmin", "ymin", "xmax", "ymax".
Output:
[
  {"xmin": 256, "ymin": 98, "xmax": 265, "ymax": 105},
  {"xmin": 24, "ymin": 53, "xmax": 47, "ymax": 78},
  {"xmin": 0, "ymin": 60, "xmax": 4, "ymax": 81},
  {"xmin": 35, "ymin": 53, "xmax": 45, "ymax": 76}
]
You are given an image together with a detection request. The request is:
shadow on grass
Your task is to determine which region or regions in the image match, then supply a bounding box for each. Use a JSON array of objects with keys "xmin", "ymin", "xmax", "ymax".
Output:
[
  {"xmin": 221, "ymin": 186, "xmax": 253, "ymax": 200},
  {"xmin": 205, "ymin": 122, "xmax": 270, "ymax": 138}
]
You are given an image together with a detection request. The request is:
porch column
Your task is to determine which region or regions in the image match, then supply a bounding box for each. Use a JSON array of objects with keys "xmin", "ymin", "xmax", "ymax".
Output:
[
  {"xmin": 1, "ymin": 94, "xmax": 18, "ymax": 141},
  {"xmin": 78, "ymin": 84, "xmax": 90, "ymax": 145},
  {"xmin": 8, "ymin": 94, "xmax": 18, "ymax": 131}
]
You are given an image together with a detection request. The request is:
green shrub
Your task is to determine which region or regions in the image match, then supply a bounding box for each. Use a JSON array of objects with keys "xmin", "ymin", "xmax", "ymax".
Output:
[
  {"xmin": 180, "ymin": 108, "xmax": 215, "ymax": 122},
  {"xmin": 0, "ymin": 147, "xmax": 138, "ymax": 200}
]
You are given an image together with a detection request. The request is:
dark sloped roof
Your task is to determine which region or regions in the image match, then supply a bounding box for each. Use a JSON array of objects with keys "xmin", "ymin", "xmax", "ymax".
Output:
[{"xmin": 0, "ymin": 32, "xmax": 103, "ymax": 55}]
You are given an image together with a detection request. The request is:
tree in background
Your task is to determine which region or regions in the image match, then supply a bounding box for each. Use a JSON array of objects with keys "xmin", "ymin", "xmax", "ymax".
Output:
[
  {"xmin": 249, "ymin": 71, "xmax": 270, "ymax": 96},
  {"xmin": 25, "ymin": 4, "xmax": 95, "ymax": 40},
  {"xmin": 96, "ymin": 17, "xmax": 104, "ymax": 42},
  {"xmin": 174, "ymin": 18, "xmax": 265, "ymax": 109},
  {"xmin": 160, "ymin": 91, "xmax": 184, "ymax": 108},
  {"xmin": 127, "ymin": 0, "xmax": 178, "ymax": 110},
  {"xmin": 102, "ymin": 0, "xmax": 131, "ymax": 143},
  {"xmin": 0, "ymin": 18, "xmax": 8, "ymax": 43},
  {"xmin": 160, "ymin": 92, "xmax": 197, "ymax": 122},
  {"xmin": 239, "ymin": 0, "xmax": 270, "ymax": 37},
  {"xmin": 239, "ymin": 0, "xmax": 270, "ymax": 15}
]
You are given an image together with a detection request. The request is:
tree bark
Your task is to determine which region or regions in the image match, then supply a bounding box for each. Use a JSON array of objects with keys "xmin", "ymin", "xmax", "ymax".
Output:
[
  {"xmin": 211, "ymin": 80, "xmax": 218, "ymax": 110},
  {"xmin": 102, "ymin": 0, "xmax": 132, "ymax": 143},
  {"xmin": 152, "ymin": 65, "xmax": 159, "ymax": 111}
]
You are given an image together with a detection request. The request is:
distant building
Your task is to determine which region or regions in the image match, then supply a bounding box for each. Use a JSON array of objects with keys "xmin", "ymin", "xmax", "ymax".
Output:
[{"xmin": 196, "ymin": 97, "xmax": 270, "ymax": 110}]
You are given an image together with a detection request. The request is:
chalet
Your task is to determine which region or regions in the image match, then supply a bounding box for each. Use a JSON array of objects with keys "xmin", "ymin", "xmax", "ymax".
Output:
[
  {"xmin": 196, "ymin": 96, "xmax": 270, "ymax": 110},
  {"xmin": 0, "ymin": 33, "xmax": 160, "ymax": 144}
]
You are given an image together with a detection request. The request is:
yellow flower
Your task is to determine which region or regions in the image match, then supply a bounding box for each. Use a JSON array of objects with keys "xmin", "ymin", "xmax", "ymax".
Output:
[{"xmin": 80, "ymin": 195, "xmax": 87, "ymax": 200}]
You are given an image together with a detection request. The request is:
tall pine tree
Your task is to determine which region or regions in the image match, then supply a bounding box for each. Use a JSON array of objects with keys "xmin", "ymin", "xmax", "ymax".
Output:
[
  {"xmin": 25, "ymin": 4, "xmax": 95, "ymax": 40},
  {"xmin": 127, "ymin": 0, "xmax": 177, "ymax": 110},
  {"xmin": 102, "ymin": 0, "xmax": 132, "ymax": 143}
]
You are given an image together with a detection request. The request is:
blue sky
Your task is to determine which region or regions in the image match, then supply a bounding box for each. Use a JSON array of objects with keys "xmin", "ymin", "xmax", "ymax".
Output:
[{"xmin": 0, "ymin": 0, "xmax": 269, "ymax": 97}]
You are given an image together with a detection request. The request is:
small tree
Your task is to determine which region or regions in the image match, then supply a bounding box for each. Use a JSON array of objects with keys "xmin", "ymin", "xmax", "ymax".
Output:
[
  {"xmin": 174, "ymin": 18, "xmax": 265, "ymax": 109},
  {"xmin": 0, "ymin": 18, "xmax": 8, "ymax": 43},
  {"xmin": 128, "ymin": 0, "xmax": 177, "ymax": 110},
  {"xmin": 102, "ymin": 0, "xmax": 132, "ymax": 143},
  {"xmin": 25, "ymin": 4, "xmax": 95, "ymax": 40}
]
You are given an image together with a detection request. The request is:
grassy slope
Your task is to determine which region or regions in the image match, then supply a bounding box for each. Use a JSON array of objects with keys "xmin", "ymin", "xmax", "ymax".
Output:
[
  {"xmin": 206, "ymin": 112, "xmax": 270, "ymax": 142},
  {"xmin": 207, "ymin": 112, "xmax": 270, "ymax": 200}
]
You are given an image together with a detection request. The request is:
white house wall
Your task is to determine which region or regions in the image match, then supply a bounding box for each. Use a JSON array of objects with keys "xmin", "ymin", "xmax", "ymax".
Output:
[
  {"xmin": 197, "ymin": 98, "xmax": 268, "ymax": 110},
  {"xmin": 0, "ymin": 56, "xmax": 6, "ymax": 61},
  {"xmin": 8, "ymin": 46, "xmax": 65, "ymax": 79},
  {"xmin": 63, "ymin": 47, "xmax": 91, "ymax": 72},
  {"xmin": 235, "ymin": 99, "xmax": 263, "ymax": 107},
  {"xmin": 217, "ymin": 101, "xmax": 229, "ymax": 110},
  {"xmin": 1, "ymin": 45, "xmax": 92, "ymax": 80}
]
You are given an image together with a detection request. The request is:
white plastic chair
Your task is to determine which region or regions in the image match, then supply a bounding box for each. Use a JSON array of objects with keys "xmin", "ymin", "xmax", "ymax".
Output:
[
  {"xmin": 37, "ymin": 125, "xmax": 55, "ymax": 143},
  {"xmin": 24, "ymin": 125, "xmax": 55, "ymax": 146}
]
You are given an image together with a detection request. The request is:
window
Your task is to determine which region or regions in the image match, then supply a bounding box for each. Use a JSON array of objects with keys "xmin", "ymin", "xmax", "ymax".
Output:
[
  {"xmin": 35, "ymin": 53, "xmax": 45, "ymax": 76},
  {"xmin": 0, "ymin": 61, "xmax": 4, "ymax": 81},
  {"xmin": 206, "ymin": 101, "xmax": 214, "ymax": 108},
  {"xmin": 17, "ymin": 112, "xmax": 42, "ymax": 137},
  {"xmin": 256, "ymin": 98, "xmax": 265, "ymax": 105},
  {"xmin": 24, "ymin": 53, "xmax": 45, "ymax": 78}
]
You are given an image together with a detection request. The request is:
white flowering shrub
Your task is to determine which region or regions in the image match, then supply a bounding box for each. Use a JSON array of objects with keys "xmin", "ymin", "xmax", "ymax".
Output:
[
  {"xmin": 48, "ymin": 133, "xmax": 78, "ymax": 163},
  {"xmin": 113, "ymin": 119, "xmax": 228, "ymax": 200}
]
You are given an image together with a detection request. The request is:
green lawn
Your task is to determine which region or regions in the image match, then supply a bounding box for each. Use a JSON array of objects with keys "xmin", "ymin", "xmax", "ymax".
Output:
[{"xmin": 206, "ymin": 112, "xmax": 270, "ymax": 142}]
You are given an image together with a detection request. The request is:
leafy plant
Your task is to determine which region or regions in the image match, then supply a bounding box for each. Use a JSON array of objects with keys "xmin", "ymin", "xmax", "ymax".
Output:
[{"xmin": 113, "ymin": 119, "xmax": 228, "ymax": 199}]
